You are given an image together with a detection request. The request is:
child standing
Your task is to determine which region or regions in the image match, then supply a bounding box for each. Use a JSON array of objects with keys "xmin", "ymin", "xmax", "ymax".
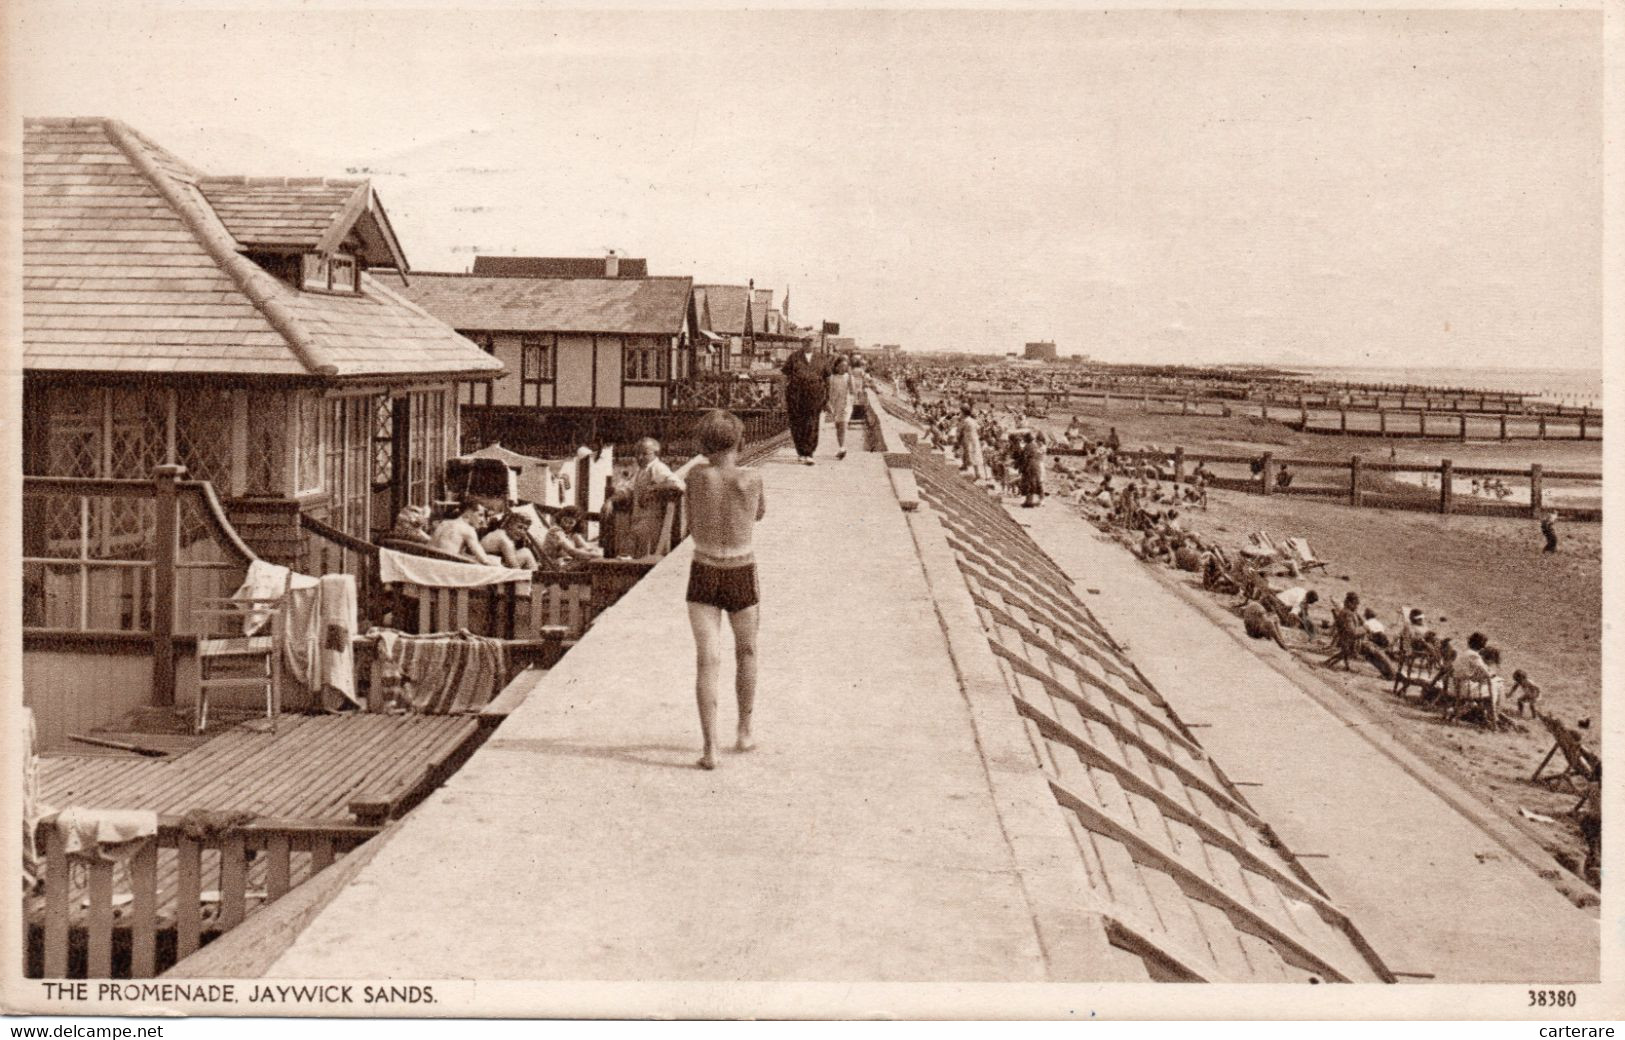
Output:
[{"xmin": 684, "ymin": 410, "xmax": 767, "ymax": 770}]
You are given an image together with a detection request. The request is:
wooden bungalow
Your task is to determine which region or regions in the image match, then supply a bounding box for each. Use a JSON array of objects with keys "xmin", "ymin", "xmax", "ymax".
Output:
[
  {"xmin": 692, "ymin": 284, "xmax": 754, "ymax": 371},
  {"xmin": 20, "ymin": 117, "xmax": 504, "ymax": 744},
  {"xmin": 384, "ymin": 270, "xmax": 738, "ymax": 453},
  {"xmin": 21, "ymin": 117, "xmax": 502, "ymax": 548}
]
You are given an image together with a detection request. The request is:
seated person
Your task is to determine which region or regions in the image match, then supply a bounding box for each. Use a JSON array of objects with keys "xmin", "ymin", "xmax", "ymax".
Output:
[
  {"xmin": 540, "ymin": 507, "xmax": 602, "ymax": 569},
  {"xmin": 1454, "ymin": 632, "xmax": 1495, "ymax": 684},
  {"xmin": 429, "ymin": 503, "xmax": 497, "ymax": 564},
  {"xmin": 1362, "ymin": 608, "xmax": 1391, "ymax": 650},
  {"xmin": 1394, "ymin": 608, "xmax": 1429, "ymax": 655},
  {"xmin": 480, "ymin": 511, "xmax": 540, "ymax": 570},
  {"xmin": 392, "ymin": 504, "xmax": 432, "ymax": 543},
  {"xmin": 1173, "ymin": 538, "xmax": 1204, "ymax": 573},
  {"xmin": 1271, "ymin": 587, "xmax": 1319, "ymax": 635},
  {"xmin": 1241, "ymin": 600, "xmax": 1289, "ymax": 649}
]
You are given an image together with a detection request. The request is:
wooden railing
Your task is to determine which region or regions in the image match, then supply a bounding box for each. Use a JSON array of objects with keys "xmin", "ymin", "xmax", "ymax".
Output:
[
  {"xmin": 30, "ymin": 813, "xmax": 376, "ymax": 979},
  {"xmin": 23, "ymin": 467, "xmax": 257, "ymax": 705},
  {"xmin": 671, "ymin": 372, "xmax": 784, "ymax": 412}
]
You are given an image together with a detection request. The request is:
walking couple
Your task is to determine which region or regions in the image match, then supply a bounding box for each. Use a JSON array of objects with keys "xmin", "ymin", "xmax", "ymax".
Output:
[{"xmin": 782, "ymin": 345, "xmax": 864, "ymax": 464}]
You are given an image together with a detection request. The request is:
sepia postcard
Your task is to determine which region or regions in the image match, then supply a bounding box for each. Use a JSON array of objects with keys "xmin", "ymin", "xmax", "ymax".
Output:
[{"xmin": 1, "ymin": 0, "xmax": 1620, "ymax": 1023}]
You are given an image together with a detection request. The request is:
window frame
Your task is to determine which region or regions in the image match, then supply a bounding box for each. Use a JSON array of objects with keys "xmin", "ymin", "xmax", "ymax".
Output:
[{"xmin": 301, "ymin": 251, "xmax": 361, "ymax": 295}]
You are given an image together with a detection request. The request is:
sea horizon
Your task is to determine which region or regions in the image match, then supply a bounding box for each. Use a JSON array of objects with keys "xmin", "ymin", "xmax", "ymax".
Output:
[{"xmin": 1260, "ymin": 362, "xmax": 1602, "ymax": 404}]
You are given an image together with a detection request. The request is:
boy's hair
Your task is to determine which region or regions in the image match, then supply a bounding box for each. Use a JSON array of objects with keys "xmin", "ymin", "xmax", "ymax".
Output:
[
  {"xmin": 696, "ymin": 409, "xmax": 744, "ymax": 455},
  {"xmin": 637, "ymin": 436, "xmax": 661, "ymax": 455},
  {"xmin": 557, "ymin": 505, "xmax": 582, "ymax": 523}
]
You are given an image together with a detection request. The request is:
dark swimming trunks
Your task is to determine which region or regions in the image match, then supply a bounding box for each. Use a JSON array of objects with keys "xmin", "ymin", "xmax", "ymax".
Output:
[{"xmin": 686, "ymin": 561, "xmax": 759, "ymax": 613}]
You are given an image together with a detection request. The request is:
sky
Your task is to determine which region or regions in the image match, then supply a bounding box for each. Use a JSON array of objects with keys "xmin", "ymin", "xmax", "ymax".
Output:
[{"xmin": 8, "ymin": 5, "xmax": 1604, "ymax": 370}]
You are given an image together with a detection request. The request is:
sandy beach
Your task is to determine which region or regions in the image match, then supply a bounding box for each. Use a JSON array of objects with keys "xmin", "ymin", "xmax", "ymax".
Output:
[{"xmin": 1037, "ymin": 405, "xmax": 1602, "ymax": 890}]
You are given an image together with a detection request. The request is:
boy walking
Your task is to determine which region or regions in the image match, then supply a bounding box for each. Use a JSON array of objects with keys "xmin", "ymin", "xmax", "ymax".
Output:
[{"xmin": 685, "ymin": 410, "xmax": 766, "ymax": 770}]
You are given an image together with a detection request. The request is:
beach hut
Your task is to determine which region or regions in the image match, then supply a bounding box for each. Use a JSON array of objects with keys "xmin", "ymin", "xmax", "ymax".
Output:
[
  {"xmin": 21, "ymin": 117, "xmax": 504, "ymax": 743},
  {"xmin": 21, "ymin": 118, "xmax": 505, "ymax": 550}
]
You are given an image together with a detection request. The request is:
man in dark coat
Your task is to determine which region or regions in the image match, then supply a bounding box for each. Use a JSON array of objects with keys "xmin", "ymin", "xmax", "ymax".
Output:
[{"xmin": 781, "ymin": 345, "xmax": 826, "ymax": 465}]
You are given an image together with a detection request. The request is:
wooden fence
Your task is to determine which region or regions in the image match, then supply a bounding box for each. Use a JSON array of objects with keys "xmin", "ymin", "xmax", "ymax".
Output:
[
  {"xmin": 30, "ymin": 814, "xmax": 375, "ymax": 979},
  {"xmin": 1050, "ymin": 446, "xmax": 1602, "ymax": 520},
  {"xmin": 968, "ymin": 387, "xmax": 1601, "ymax": 440}
]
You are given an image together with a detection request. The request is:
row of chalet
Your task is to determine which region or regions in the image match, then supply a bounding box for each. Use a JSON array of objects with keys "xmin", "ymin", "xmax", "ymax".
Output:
[
  {"xmin": 20, "ymin": 117, "xmax": 812, "ymax": 758},
  {"xmin": 22, "ymin": 118, "xmax": 809, "ymax": 559}
]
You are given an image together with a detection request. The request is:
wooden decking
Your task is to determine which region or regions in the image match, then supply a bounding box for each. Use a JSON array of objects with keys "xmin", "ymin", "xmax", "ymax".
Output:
[
  {"xmin": 39, "ymin": 712, "xmax": 482, "ymax": 825},
  {"xmin": 26, "ymin": 711, "xmax": 488, "ymax": 977}
]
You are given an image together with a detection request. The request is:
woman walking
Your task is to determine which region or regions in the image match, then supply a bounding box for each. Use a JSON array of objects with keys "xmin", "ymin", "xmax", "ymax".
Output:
[
  {"xmin": 956, "ymin": 403, "xmax": 985, "ymax": 481},
  {"xmin": 826, "ymin": 356, "xmax": 854, "ymax": 460}
]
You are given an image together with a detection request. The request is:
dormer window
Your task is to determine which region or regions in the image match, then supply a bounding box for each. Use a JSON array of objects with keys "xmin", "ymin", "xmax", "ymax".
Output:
[{"xmin": 302, "ymin": 252, "xmax": 359, "ymax": 295}]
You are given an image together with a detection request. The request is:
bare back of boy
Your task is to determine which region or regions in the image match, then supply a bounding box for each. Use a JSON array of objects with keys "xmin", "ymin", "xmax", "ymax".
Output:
[
  {"xmin": 687, "ymin": 462, "xmax": 765, "ymax": 563},
  {"xmin": 684, "ymin": 457, "xmax": 766, "ymax": 769}
]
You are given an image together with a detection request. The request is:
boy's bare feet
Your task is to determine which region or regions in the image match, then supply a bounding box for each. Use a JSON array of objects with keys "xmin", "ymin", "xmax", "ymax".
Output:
[
  {"xmin": 735, "ymin": 733, "xmax": 756, "ymax": 753},
  {"xmin": 697, "ymin": 753, "xmax": 717, "ymax": 770}
]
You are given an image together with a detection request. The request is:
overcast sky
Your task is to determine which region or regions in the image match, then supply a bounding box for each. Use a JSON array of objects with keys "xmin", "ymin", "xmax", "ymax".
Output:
[{"xmin": 10, "ymin": 5, "xmax": 1603, "ymax": 369}]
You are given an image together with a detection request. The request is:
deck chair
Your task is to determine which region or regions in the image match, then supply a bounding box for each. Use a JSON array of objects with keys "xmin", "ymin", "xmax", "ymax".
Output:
[
  {"xmin": 1441, "ymin": 675, "xmax": 1500, "ymax": 728},
  {"xmin": 1285, "ymin": 537, "xmax": 1329, "ymax": 572},
  {"xmin": 193, "ymin": 569, "xmax": 293, "ymax": 734},
  {"xmin": 1531, "ymin": 714, "xmax": 1601, "ymax": 792},
  {"xmin": 1244, "ymin": 533, "xmax": 1294, "ymax": 575},
  {"xmin": 1390, "ymin": 641, "xmax": 1440, "ymax": 699}
]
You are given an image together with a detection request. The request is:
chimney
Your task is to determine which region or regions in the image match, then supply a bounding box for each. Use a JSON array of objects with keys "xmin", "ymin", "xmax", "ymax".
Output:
[{"xmin": 605, "ymin": 254, "xmax": 620, "ymax": 278}]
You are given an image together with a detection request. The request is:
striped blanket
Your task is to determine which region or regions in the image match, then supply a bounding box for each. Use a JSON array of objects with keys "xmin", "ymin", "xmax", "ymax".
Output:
[{"xmin": 369, "ymin": 630, "xmax": 510, "ymax": 715}]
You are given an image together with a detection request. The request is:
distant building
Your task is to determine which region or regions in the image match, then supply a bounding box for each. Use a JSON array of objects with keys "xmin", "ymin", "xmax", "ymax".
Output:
[
  {"xmin": 473, "ymin": 255, "xmax": 649, "ymax": 279},
  {"xmin": 693, "ymin": 285, "xmax": 755, "ymax": 371},
  {"xmin": 1024, "ymin": 341, "xmax": 1058, "ymax": 361}
]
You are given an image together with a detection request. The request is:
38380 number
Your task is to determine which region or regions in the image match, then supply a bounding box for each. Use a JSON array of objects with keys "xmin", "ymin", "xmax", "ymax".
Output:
[{"xmin": 1528, "ymin": 989, "xmax": 1578, "ymax": 1008}]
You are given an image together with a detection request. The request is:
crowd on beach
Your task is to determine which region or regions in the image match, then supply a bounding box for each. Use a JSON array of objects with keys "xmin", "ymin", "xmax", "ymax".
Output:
[{"xmin": 908, "ymin": 385, "xmax": 1600, "ymax": 882}]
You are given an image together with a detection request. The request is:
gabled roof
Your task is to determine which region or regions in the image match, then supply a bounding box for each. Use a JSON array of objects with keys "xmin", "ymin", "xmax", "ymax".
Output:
[
  {"xmin": 693, "ymin": 284, "xmax": 750, "ymax": 336},
  {"xmin": 22, "ymin": 118, "xmax": 499, "ymax": 381},
  {"xmin": 751, "ymin": 289, "xmax": 775, "ymax": 333},
  {"xmin": 472, "ymin": 256, "xmax": 649, "ymax": 279},
  {"xmin": 383, "ymin": 272, "xmax": 693, "ymax": 336}
]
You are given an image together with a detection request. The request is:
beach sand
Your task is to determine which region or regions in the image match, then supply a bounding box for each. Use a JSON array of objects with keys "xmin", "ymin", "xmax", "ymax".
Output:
[{"xmin": 1036, "ymin": 406, "xmax": 1602, "ymax": 891}]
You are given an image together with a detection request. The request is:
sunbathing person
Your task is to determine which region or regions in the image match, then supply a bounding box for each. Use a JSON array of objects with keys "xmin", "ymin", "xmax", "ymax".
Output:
[
  {"xmin": 430, "ymin": 504, "xmax": 497, "ymax": 565},
  {"xmin": 1271, "ymin": 587, "xmax": 1319, "ymax": 635},
  {"xmin": 393, "ymin": 505, "xmax": 433, "ymax": 544},
  {"xmin": 1362, "ymin": 608, "xmax": 1391, "ymax": 651},
  {"xmin": 1241, "ymin": 600, "xmax": 1290, "ymax": 649},
  {"xmin": 1173, "ymin": 538, "xmax": 1204, "ymax": 573},
  {"xmin": 1322, "ymin": 592, "xmax": 1367, "ymax": 671},
  {"xmin": 540, "ymin": 507, "xmax": 602, "ymax": 569},
  {"xmin": 481, "ymin": 512, "xmax": 540, "ymax": 570}
]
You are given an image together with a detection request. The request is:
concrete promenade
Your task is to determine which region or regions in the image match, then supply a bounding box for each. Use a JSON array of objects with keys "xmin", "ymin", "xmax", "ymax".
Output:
[
  {"xmin": 1014, "ymin": 500, "xmax": 1599, "ymax": 982},
  {"xmin": 271, "ymin": 437, "xmax": 1079, "ymax": 982}
]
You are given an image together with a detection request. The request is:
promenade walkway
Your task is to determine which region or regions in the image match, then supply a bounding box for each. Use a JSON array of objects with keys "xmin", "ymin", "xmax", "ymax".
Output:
[
  {"xmin": 258, "ymin": 406, "xmax": 1595, "ymax": 996},
  {"xmin": 269, "ymin": 435, "xmax": 1094, "ymax": 983}
]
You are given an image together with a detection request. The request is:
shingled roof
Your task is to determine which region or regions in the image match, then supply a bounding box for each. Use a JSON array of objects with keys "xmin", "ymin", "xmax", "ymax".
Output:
[
  {"xmin": 382, "ymin": 272, "xmax": 692, "ymax": 336},
  {"xmin": 693, "ymin": 284, "xmax": 750, "ymax": 336},
  {"xmin": 22, "ymin": 118, "xmax": 501, "ymax": 381},
  {"xmin": 904, "ymin": 441, "xmax": 1392, "ymax": 984},
  {"xmin": 472, "ymin": 256, "xmax": 650, "ymax": 279}
]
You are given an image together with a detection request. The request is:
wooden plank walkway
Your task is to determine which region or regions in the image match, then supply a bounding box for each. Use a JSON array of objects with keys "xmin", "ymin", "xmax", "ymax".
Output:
[{"xmin": 39, "ymin": 713, "xmax": 481, "ymax": 825}]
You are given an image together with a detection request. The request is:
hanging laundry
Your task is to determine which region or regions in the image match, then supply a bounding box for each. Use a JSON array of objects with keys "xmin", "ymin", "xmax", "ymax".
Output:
[
  {"xmin": 378, "ymin": 547, "xmax": 532, "ymax": 588},
  {"xmin": 367, "ymin": 629, "xmax": 510, "ymax": 714}
]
